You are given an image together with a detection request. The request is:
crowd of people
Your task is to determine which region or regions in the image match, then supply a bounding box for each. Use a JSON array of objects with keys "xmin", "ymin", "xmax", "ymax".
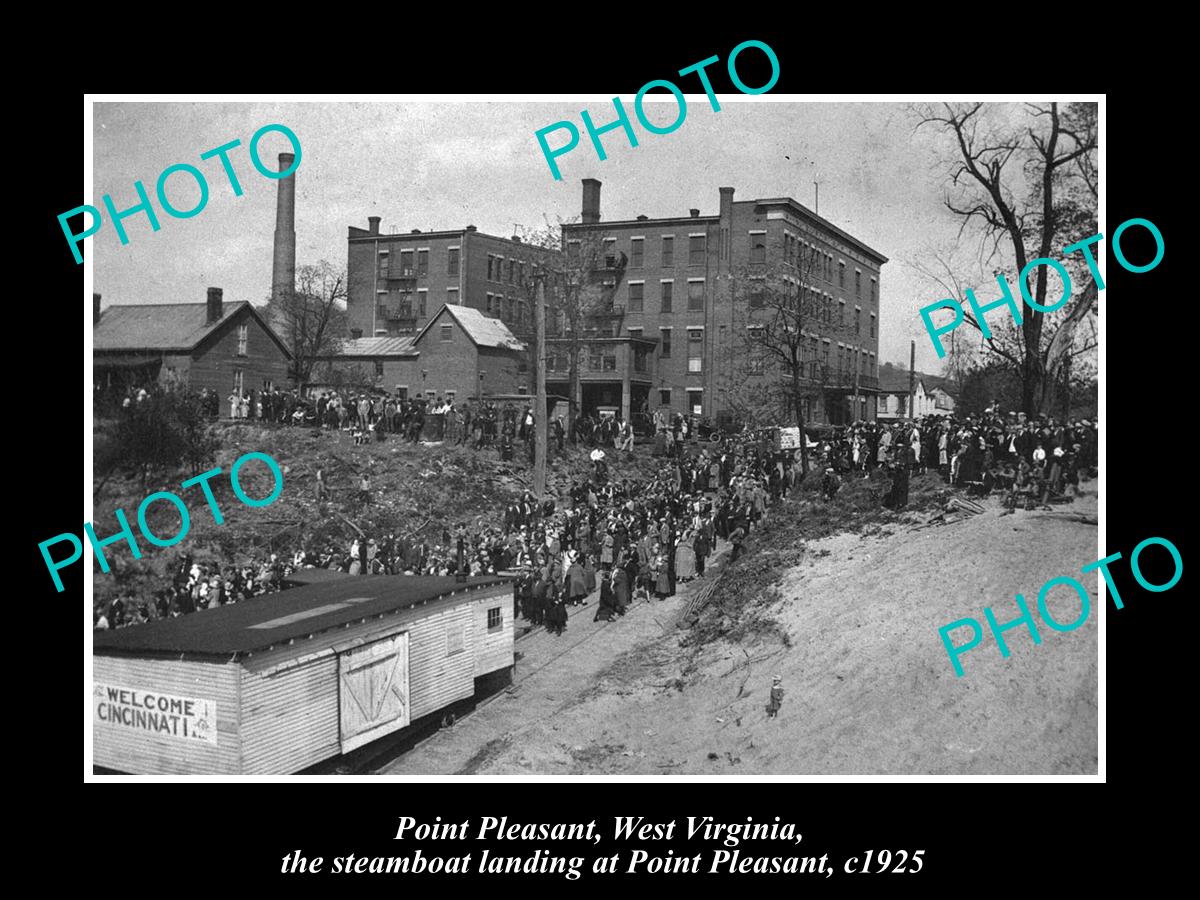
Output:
[
  {"xmin": 94, "ymin": 384, "xmax": 1099, "ymax": 632},
  {"xmin": 813, "ymin": 412, "xmax": 1098, "ymax": 511},
  {"xmin": 94, "ymin": 427, "xmax": 800, "ymax": 633}
]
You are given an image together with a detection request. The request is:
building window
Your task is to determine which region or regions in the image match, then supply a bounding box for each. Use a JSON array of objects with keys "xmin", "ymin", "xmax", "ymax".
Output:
[
  {"xmin": 448, "ymin": 247, "xmax": 459, "ymax": 276},
  {"xmin": 838, "ymin": 261, "xmax": 845, "ymax": 288},
  {"xmin": 821, "ymin": 340, "xmax": 831, "ymax": 368},
  {"xmin": 631, "ymin": 238, "xmax": 644, "ymax": 268},
  {"xmin": 660, "ymin": 388, "xmax": 672, "ymax": 407},
  {"xmin": 237, "ymin": 324, "xmax": 248, "ymax": 356},
  {"xmin": 567, "ymin": 240, "xmax": 580, "ymax": 263},
  {"xmin": 870, "ymin": 353, "xmax": 876, "ymax": 375},
  {"xmin": 232, "ymin": 368, "xmax": 243, "ymax": 395},
  {"xmin": 486, "ymin": 255, "xmax": 495, "ymax": 280},
  {"xmin": 687, "ymin": 279, "xmax": 704, "ymax": 311},
  {"xmin": 447, "ymin": 288, "xmax": 459, "ymax": 306},
  {"xmin": 487, "ymin": 606, "xmax": 502, "ymax": 632},
  {"xmin": 377, "ymin": 250, "xmax": 389, "ymax": 278},
  {"xmin": 374, "ymin": 360, "xmax": 384, "ymax": 377},
  {"xmin": 750, "ymin": 289, "xmax": 766, "ymax": 309},
  {"xmin": 628, "ymin": 327, "xmax": 643, "ymax": 338},
  {"xmin": 440, "ymin": 325, "xmax": 452, "ymax": 342},
  {"xmin": 417, "ymin": 249, "xmax": 429, "ymax": 275},
  {"xmin": 603, "ymin": 238, "xmax": 618, "ymax": 267},
  {"xmin": 855, "ymin": 269, "xmax": 862, "ymax": 297},
  {"xmin": 871, "ymin": 277, "xmax": 878, "ymax": 302},
  {"xmin": 417, "ymin": 289, "xmax": 428, "ymax": 317},
  {"xmin": 870, "ymin": 313, "xmax": 877, "ymax": 338},
  {"xmin": 687, "ymin": 328, "xmax": 703, "ymax": 372},
  {"xmin": 660, "ymin": 327, "xmax": 672, "ymax": 358},
  {"xmin": 661, "ymin": 280, "xmax": 673, "ymax": 313},
  {"xmin": 446, "ymin": 625, "xmax": 466, "ymax": 656},
  {"xmin": 628, "ymin": 282, "xmax": 644, "ymax": 312},
  {"xmin": 687, "ymin": 389, "xmax": 703, "ymax": 415},
  {"xmin": 750, "ymin": 241, "xmax": 766, "ymax": 264},
  {"xmin": 400, "ymin": 249, "xmax": 414, "ymax": 274},
  {"xmin": 689, "ymin": 234, "xmax": 706, "ymax": 265},
  {"xmin": 855, "ymin": 307, "xmax": 862, "ymax": 334},
  {"xmin": 839, "ymin": 300, "xmax": 846, "ymax": 327},
  {"xmin": 661, "ymin": 235, "xmax": 674, "ymax": 267}
]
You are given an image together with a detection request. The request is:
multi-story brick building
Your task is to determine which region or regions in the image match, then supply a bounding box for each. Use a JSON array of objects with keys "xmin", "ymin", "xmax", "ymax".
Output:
[
  {"xmin": 561, "ymin": 180, "xmax": 888, "ymax": 425},
  {"xmin": 346, "ymin": 218, "xmax": 559, "ymax": 342}
]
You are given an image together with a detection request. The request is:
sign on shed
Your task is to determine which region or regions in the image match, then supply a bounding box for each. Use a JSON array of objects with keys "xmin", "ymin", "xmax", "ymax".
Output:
[{"xmin": 93, "ymin": 682, "xmax": 218, "ymax": 745}]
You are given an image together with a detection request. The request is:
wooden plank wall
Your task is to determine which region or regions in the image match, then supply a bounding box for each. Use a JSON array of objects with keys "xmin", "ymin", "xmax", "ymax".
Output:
[
  {"xmin": 238, "ymin": 588, "xmax": 497, "ymax": 773},
  {"xmin": 93, "ymin": 655, "xmax": 241, "ymax": 775},
  {"xmin": 473, "ymin": 590, "xmax": 515, "ymax": 676}
]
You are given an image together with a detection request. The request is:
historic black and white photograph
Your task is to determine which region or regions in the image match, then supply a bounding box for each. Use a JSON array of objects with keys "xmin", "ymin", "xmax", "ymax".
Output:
[{"xmin": 86, "ymin": 98, "xmax": 1100, "ymax": 776}]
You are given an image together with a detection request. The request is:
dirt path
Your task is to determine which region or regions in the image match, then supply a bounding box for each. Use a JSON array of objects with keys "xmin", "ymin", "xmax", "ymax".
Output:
[{"xmin": 377, "ymin": 542, "xmax": 734, "ymax": 775}]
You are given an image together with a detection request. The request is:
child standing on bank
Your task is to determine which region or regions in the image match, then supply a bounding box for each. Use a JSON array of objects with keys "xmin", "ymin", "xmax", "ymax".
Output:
[{"xmin": 767, "ymin": 675, "xmax": 785, "ymax": 719}]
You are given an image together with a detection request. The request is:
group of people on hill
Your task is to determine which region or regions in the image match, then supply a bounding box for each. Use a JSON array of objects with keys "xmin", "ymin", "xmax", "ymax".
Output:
[
  {"xmin": 814, "ymin": 412, "xmax": 1097, "ymax": 511},
  {"xmin": 93, "ymin": 553, "xmax": 292, "ymax": 630}
]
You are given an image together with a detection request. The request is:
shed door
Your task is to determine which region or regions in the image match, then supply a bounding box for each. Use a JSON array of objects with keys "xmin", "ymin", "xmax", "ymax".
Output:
[{"xmin": 338, "ymin": 632, "xmax": 410, "ymax": 754}]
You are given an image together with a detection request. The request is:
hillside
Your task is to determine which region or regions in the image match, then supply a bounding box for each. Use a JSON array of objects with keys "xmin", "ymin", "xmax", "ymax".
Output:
[{"xmin": 91, "ymin": 424, "xmax": 662, "ymax": 615}]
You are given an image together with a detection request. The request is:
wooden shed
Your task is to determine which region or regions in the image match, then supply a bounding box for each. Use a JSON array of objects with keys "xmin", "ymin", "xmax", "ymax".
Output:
[{"xmin": 92, "ymin": 575, "xmax": 513, "ymax": 775}]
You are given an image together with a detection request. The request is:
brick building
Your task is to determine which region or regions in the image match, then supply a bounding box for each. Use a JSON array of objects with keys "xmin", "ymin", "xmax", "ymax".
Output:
[
  {"xmin": 561, "ymin": 180, "xmax": 888, "ymax": 425},
  {"xmin": 411, "ymin": 304, "xmax": 529, "ymax": 403},
  {"xmin": 309, "ymin": 336, "xmax": 418, "ymax": 396},
  {"xmin": 346, "ymin": 219, "xmax": 559, "ymax": 342},
  {"xmin": 93, "ymin": 288, "xmax": 292, "ymax": 397}
]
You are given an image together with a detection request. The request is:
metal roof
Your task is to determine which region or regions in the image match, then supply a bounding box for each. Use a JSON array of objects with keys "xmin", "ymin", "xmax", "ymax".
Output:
[
  {"xmin": 417, "ymin": 304, "xmax": 527, "ymax": 351},
  {"xmin": 93, "ymin": 301, "xmax": 291, "ymax": 356},
  {"xmin": 329, "ymin": 336, "xmax": 418, "ymax": 357},
  {"xmin": 93, "ymin": 575, "xmax": 509, "ymax": 657}
]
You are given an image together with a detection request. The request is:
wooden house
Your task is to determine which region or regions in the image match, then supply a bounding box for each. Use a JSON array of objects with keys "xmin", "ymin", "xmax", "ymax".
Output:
[{"xmin": 92, "ymin": 575, "xmax": 513, "ymax": 774}]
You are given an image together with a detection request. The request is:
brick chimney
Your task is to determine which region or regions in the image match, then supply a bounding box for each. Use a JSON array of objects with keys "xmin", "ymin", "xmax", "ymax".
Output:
[
  {"xmin": 582, "ymin": 178, "xmax": 601, "ymax": 224},
  {"xmin": 93, "ymin": 292, "xmax": 101, "ymax": 324},
  {"xmin": 206, "ymin": 287, "xmax": 223, "ymax": 325},
  {"xmin": 271, "ymin": 152, "xmax": 297, "ymax": 306},
  {"xmin": 368, "ymin": 216, "xmax": 380, "ymax": 235},
  {"xmin": 689, "ymin": 208, "xmax": 700, "ymax": 218}
]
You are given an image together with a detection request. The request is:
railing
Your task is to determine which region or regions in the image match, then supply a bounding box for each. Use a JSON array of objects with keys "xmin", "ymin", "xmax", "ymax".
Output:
[{"xmin": 386, "ymin": 266, "xmax": 418, "ymax": 282}]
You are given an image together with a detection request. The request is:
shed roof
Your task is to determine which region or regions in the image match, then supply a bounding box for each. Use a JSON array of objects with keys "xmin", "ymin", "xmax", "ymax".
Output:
[
  {"xmin": 93, "ymin": 575, "xmax": 508, "ymax": 657},
  {"xmin": 329, "ymin": 336, "xmax": 418, "ymax": 357},
  {"xmin": 416, "ymin": 304, "xmax": 526, "ymax": 351},
  {"xmin": 93, "ymin": 301, "xmax": 292, "ymax": 358}
]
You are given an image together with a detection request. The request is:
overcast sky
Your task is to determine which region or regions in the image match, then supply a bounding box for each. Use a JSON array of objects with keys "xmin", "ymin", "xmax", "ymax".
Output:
[{"xmin": 92, "ymin": 99, "xmax": 1027, "ymax": 373}]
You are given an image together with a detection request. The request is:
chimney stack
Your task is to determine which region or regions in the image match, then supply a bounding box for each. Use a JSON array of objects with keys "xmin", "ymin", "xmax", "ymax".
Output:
[
  {"xmin": 93, "ymin": 292, "xmax": 101, "ymax": 325},
  {"xmin": 271, "ymin": 152, "xmax": 297, "ymax": 307},
  {"xmin": 206, "ymin": 287, "xmax": 224, "ymax": 325},
  {"xmin": 582, "ymin": 178, "xmax": 602, "ymax": 224},
  {"xmin": 689, "ymin": 208, "xmax": 700, "ymax": 218},
  {"xmin": 368, "ymin": 216, "xmax": 380, "ymax": 235}
]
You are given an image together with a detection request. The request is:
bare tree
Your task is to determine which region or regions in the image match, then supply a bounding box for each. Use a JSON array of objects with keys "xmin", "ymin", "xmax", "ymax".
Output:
[
  {"xmin": 731, "ymin": 246, "xmax": 831, "ymax": 474},
  {"xmin": 517, "ymin": 219, "xmax": 626, "ymax": 434},
  {"xmin": 264, "ymin": 259, "xmax": 349, "ymax": 386},
  {"xmin": 914, "ymin": 102, "xmax": 1098, "ymax": 415}
]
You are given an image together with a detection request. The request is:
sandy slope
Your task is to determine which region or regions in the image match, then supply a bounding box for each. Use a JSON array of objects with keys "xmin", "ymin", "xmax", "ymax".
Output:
[{"xmin": 382, "ymin": 492, "xmax": 1099, "ymax": 776}]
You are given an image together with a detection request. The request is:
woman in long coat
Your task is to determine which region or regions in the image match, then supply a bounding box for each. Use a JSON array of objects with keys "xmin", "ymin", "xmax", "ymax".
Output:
[
  {"xmin": 566, "ymin": 557, "xmax": 588, "ymax": 606},
  {"xmin": 600, "ymin": 530, "xmax": 614, "ymax": 567},
  {"xmin": 595, "ymin": 570, "xmax": 618, "ymax": 622},
  {"xmin": 582, "ymin": 553, "xmax": 597, "ymax": 595},
  {"xmin": 613, "ymin": 562, "xmax": 630, "ymax": 613},
  {"xmin": 675, "ymin": 529, "xmax": 696, "ymax": 581},
  {"xmin": 653, "ymin": 554, "xmax": 671, "ymax": 599}
]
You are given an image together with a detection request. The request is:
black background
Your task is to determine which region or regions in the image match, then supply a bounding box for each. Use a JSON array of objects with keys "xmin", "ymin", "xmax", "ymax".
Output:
[{"xmin": 33, "ymin": 30, "xmax": 1181, "ymax": 893}]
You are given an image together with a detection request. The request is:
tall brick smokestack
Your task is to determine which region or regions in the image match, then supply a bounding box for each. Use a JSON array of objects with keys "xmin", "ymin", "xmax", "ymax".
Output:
[
  {"xmin": 581, "ymin": 178, "xmax": 601, "ymax": 224},
  {"xmin": 271, "ymin": 152, "xmax": 296, "ymax": 307}
]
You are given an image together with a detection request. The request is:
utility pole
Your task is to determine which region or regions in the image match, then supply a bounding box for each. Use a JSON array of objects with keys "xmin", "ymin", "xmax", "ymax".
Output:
[
  {"xmin": 908, "ymin": 340, "xmax": 916, "ymax": 422},
  {"xmin": 534, "ymin": 275, "xmax": 547, "ymax": 501}
]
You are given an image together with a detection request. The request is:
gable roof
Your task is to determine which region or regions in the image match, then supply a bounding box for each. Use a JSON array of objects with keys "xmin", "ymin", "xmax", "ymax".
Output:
[
  {"xmin": 325, "ymin": 336, "xmax": 418, "ymax": 358},
  {"xmin": 877, "ymin": 364, "xmax": 925, "ymax": 394},
  {"xmin": 415, "ymin": 304, "xmax": 526, "ymax": 351},
  {"xmin": 93, "ymin": 575, "xmax": 508, "ymax": 657},
  {"xmin": 93, "ymin": 301, "xmax": 292, "ymax": 358}
]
